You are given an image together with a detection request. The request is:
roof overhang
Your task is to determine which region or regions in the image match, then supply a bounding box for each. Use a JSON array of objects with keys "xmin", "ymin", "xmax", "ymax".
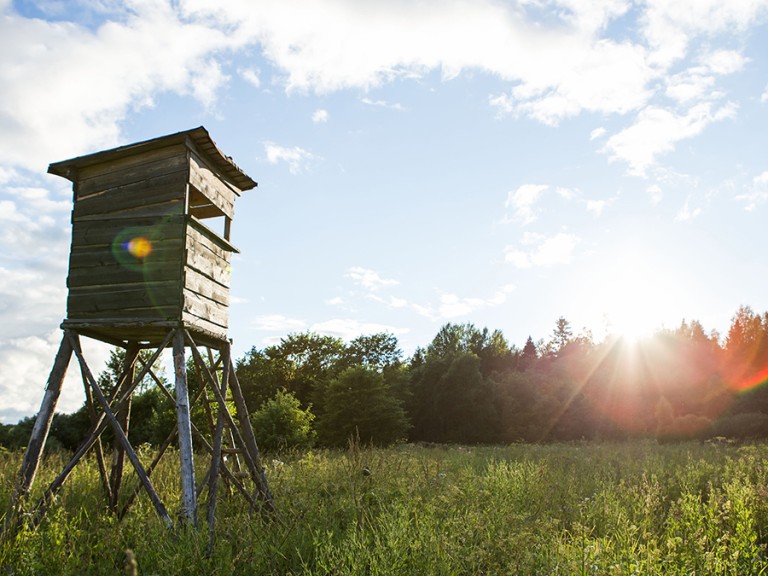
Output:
[{"xmin": 47, "ymin": 126, "xmax": 257, "ymax": 192}]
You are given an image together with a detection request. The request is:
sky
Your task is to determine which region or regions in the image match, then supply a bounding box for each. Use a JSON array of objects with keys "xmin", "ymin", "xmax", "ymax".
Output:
[{"xmin": 1, "ymin": 0, "xmax": 768, "ymax": 423}]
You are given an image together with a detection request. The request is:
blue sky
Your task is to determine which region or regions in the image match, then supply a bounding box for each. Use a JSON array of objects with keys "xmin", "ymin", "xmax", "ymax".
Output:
[{"xmin": 1, "ymin": 0, "xmax": 768, "ymax": 422}]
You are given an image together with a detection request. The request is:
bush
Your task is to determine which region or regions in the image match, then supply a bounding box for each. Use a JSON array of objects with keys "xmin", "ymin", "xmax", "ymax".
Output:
[
  {"xmin": 251, "ymin": 389, "xmax": 316, "ymax": 452},
  {"xmin": 709, "ymin": 412, "xmax": 768, "ymax": 439},
  {"xmin": 316, "ymin": 366, "xmax": 410, "ymax": 447}
]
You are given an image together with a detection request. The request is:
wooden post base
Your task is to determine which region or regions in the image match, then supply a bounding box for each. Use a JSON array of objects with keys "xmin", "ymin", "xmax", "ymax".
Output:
[{"xmin": 2, "ymin": 327, "xmax": 274, "ymax": 540}]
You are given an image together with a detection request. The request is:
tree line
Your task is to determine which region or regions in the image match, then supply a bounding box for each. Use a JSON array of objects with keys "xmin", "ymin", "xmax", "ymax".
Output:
[{"xmin": 3, "ymin": 305, "xmax": 768, "ymax": 451}]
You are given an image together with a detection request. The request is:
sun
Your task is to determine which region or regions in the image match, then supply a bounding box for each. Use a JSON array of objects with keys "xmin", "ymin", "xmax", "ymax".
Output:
[
  {"xmin": 607, "ymin": 305, "xmax": 658, "ymax": 343},
  {"xmin": 603, "ymin": 269, "xmax": 666, "ymax": 342},
  {"xmin": 585, "ymin": 249, "xmax": 684, "ymax": 343}
]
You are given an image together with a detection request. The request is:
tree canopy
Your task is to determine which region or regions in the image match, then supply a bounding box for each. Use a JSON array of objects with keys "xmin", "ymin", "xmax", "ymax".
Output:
[{"xmin": 5, "ymin": 307, "xmax": 768, "ymax": 450}]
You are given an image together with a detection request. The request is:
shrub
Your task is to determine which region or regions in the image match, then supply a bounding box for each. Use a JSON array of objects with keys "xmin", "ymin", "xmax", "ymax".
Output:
[
  {"xmin": 316, "ymin": 366, "xmax": 410, "ymax": 447},
  {"xmin": 709, "ymin": 412, "xmax": 768, "ymax": 439},
  {"xmin": 251, "ymin": 389, "xmax": 316, "ymax": 452}
]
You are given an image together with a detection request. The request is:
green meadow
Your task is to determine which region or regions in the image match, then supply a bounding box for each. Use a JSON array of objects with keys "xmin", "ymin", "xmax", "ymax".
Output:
[{"xmin": 2, "ymin": 441, "xmax": 768, "ymax": 575}]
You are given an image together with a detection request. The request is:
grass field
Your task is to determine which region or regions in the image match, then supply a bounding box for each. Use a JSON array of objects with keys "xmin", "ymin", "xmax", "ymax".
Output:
[{"xmin": 2, "ymin": 440, "xmax": 768, "ymax": 574}]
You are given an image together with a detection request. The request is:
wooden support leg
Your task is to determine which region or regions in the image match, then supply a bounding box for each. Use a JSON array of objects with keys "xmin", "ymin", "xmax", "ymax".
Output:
[
  {"xmin": 228, "ymin": 354, "xmax": 275, "ymax": 512},
  {"xmin": 66, "ymin": 330, "xmax": 172, "ymax": 528},
  {"xmin": 183, "ymin": 331, "xmax": 274, "ymax": 517},
  {"xmin": 207, "ymin": 346, "xmax": 230, "ymax": 552},
  {"xmin": 34, "ymin": 333, "xmax": 172, "ymax": 524},
  {"xmin": 82, "ymin": 367, "xmax": 113, "ymax": 506},
  {"xmin": 3, "ymin": 333, "xmax": 72, "ymax": 534},
  {"xmin": 173, "ymin": 329, "xmax": 198, "ymax": 527},
  {"xmin": 110, "ymin": 343, "xmax": 139, "ymax": 512}
]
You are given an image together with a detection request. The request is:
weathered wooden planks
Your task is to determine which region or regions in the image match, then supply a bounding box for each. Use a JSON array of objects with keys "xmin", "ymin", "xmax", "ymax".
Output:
[
  {"xmin": 73, "ymin": 172, "xmax": 187, "ymax": 220},
  {"xmin": 183, "ymin": 290, "xmax": 228, "ymax": 329},
  {"xmin": 188, "ymin": 152, "xmax": 236, "ymax": 219},
  {"xmin": 68, "ymin": 281, "xmax": 181, "ymax": 320},
  {"xmin": 51, "ymin": 128, "xmax": 254, "ymax": 346},
  {"xmin": 16, "ymin": 128, "xmax": 270, "ymax": 540},
  {"xmin": 181, "ymin": 311, "xmax": 228, "ymax": 342},
  {"xmin": 75, "ymin": 144, "xmax": 188, "ymax": 197},
  {"xmin": 185, "ymin": 222, "xmax": 232, "ymax": 287},
  {"xmin": 70, "ymin": 216, "xmax": 185, "ymax": 246},
  {"xmin": 184, "ymin": 267, "xmax": 229, "ymax": 306}
]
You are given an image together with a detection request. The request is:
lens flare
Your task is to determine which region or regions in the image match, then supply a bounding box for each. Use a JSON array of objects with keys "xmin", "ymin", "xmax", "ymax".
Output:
[
  {"xmin": 126, "ymin": 236, "xmax": 152, "ymax": 259},
  {"xmin": 111, "ymin": 226, "xmax": 157, "ymax": 272},
  {"xmin": 725, "ymin": 366, "xmax": 768, "ymax": 393}
]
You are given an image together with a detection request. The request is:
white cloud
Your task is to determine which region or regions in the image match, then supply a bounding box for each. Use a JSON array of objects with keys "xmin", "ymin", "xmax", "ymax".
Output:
[
  {"xmin": 438, "ymin": 294, "xmax": 486, "ymax": 319},
  {"xmin": 9, "ymin": 186, "xmax": 70, "ymax": 214},
  {"xmin": 251, "ymin": 314, "xmax": 307, "ymax": 332},
  {"xmin": 0, "ymin": 169, "xmax": 101, "ymax": 422},
  {"xmin": 602, "ymin": 102, "xmax": 738, "ymax": 175},
  {"xmin": 665, "ymin": 70, "xmax": 716, "ymax": 104},
  {"xmin": 505, "ymin": 184, "xmax": 548, "ymax": 224},
  {"xmin": 647, "ymin": 184, "xmax": 663, "ymax": 204},
  {"xmin": 361, "ymin": 97, "xmax": 405, "ymax": 111},
  {"xmin": 504, "ymin": 39, "xmax": 653, "ymax": 125},
  {"xmin": 586, "ymin": 199, "xmax": 607, "ymax": 216},
  {"xmin": 240, "ymin": 67, "xmax": 261, "ymax": 88},
  {"xmin": 310, "ymin": 318, "xmax": 406, "ymax": 340},
  {"xmin": 368, "ymin": 294, "xmax": 408, "ymax": 309},
  {"xmin": 0, "ymin": 199, "xmax": 25, "ymax": 223},
  {"xmin": 263, "ymin": 142, "xmax": 316, "ymax": 174},
  {"xmin": 0, "ymin": 332, "xmax": 61, "ymax": 423},
  {"xmin": 488, "ymin": 284, "xmax": 516, "ymax": 305},
  {"xmin": 413, "ymin": 285, "xmax": 515, "ymax": 321},
  {"xmin": 762, "ymin": 86, "xmax": 768, "ymax": 103},
  {"xmin": 2, "ymin": 0, "xmax": 763, "ymax": 178},
  {"xmin": 736, "ymin": 171, "xmax": 768, "ymax": 210},
  {"xmin": 674, "ymin": 196, "xmax": 702, "ymax": 221},
  {"xmin": 312, "ymin": 108, "xmax": 329, "ymax": 123},
  {"xmin": 489, "ymin": 93, "xmax": 514, "ymax": 117},
  {"xmin": 183, "ymin": 0, "xmax": 657, "ymax": 125},
  {"xmin": 0, "ymin": 166, "xmax": 18, "ymax": 185},
  {"xmin": 505, "ymin": 232, "xmax": 579, "ymax": 268},
  {"xmin": 590, "ymin": 127, "xmax": 607, "ymax": 140},
  {"xmin": 641, "ymin": 0, "xmax": 768, "ymax": 67},
  {"xmin": 0, "ymin": 1, "xmax": 239, "ymax": 172},
  {"xmin": 504, "ymin": 248, "xmax": 533, "ymax": 269},
  {"xmin": 326, "ymin": 296, "xmax": 344, "ymax": 306},
  {"xmin": 0, "ymin": 252, "xmax": 114, "ymax": 423},
  {"xmin": 665, "ymin": 49, "xmax": 744, "ymax": 105},
  {"xmin": 346, "ymin": 266, "xmax": 399, "ymax": 291},
  {"xmin": 704, "ymin": 49, "xmax": 746, "ymax": 75},
  {"xmin": 2, "ymin": 0, "xmax": 759, "ymax": 181}
]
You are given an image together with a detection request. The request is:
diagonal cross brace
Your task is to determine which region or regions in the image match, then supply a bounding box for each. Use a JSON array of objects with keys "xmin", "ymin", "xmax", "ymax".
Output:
[{"xmin": 65, "ymin": 329, "xmax": 172, "ymax": 527}]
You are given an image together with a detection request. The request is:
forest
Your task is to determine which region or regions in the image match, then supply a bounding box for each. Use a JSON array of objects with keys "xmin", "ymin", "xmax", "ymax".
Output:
[{"xmin": 2, "ymin": 304, "xmax": 768, "ymax": 451}]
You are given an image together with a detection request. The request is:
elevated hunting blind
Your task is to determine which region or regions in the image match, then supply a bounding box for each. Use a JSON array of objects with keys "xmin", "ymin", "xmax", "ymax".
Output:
[
  {"xmin": 48, "ymin": 126, "xmax": 255, "ymax": 345},
  {"xmin": 4, "ymin": 128, "xmax": 273, "ymax": 541}
]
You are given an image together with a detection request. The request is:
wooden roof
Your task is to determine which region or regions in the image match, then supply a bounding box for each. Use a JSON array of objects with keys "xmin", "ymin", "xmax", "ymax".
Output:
[{"xmin": 48, "ymin": 126, "xmax": 257, "ymax": 192}]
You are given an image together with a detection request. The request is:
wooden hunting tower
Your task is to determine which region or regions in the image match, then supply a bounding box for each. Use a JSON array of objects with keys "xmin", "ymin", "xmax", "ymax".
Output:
[
  {"xmin": 49, "ymin": 126, "xmax": 255, "ymax": 346},
  {"xmin": 5, "ymin": 128, "xmax": 273, "ymax": 540}
]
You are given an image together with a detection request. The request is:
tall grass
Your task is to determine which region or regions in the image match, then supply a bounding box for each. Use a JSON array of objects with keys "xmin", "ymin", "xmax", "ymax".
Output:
[{"xmin": 2, "ymin": 441, "xmax": 768, "ymax": 574}]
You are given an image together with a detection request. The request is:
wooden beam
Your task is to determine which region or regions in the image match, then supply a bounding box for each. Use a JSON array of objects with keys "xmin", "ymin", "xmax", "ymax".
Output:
[
  {"xmin": 227, "ymin": 350, "xmax": 275, "ymax": 513},
  {"xmin": 3, "ymin": 333, "xmax": 72, "ymax": 535},
  {"xmin": 207, "ymin": 346, "xmax": 229, "ymax": 549},
  {"xmin": 109, "ymin": 343, "xmax": 139, "ymax": 512},
  {"xmin": 66, "ymin": 330, "xmax": 172, "ymax": 527},
  {"xmin": 173, "ymin": 329, "xmax": 198, "ymax": 527},
  {"xmin": 31, "ymin": 334, "xmax": 156, "ymax": 525},
  {"xmin": 31, "ymin": 377, "xmax": 130, "ymax": 526},
  {"xmin": 81, "ymin": 365, "xmax": 113, "ymax": 506},
  {"xmin": 183, "ymin": 332, "xmax": 270, "ymax": 509}
]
